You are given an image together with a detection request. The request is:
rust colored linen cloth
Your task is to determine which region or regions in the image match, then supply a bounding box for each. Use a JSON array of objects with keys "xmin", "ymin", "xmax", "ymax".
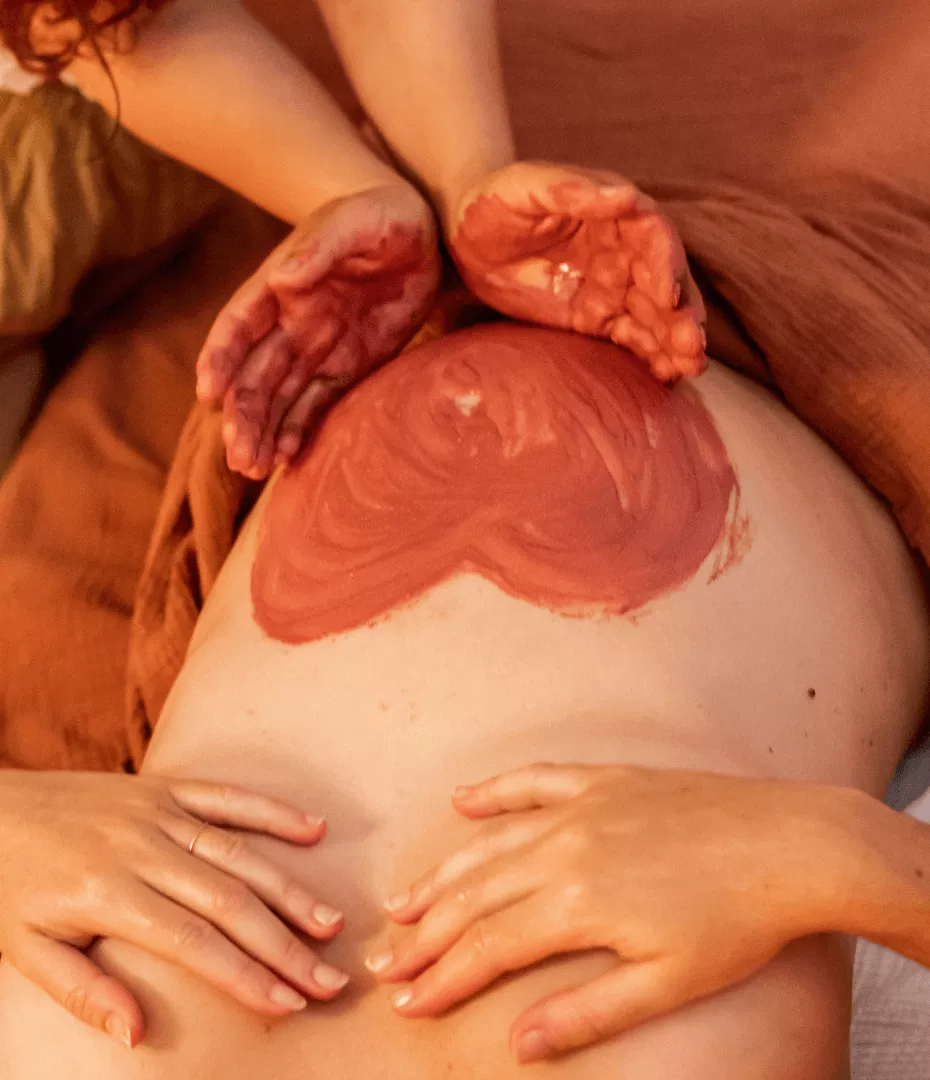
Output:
[
  {"xmin": 2, "ymin": 0, "xmax": 929, "ymax": 769},
  {"xmin": 0, "ymin": 199, "xmax": 286, "ymax": 770}
]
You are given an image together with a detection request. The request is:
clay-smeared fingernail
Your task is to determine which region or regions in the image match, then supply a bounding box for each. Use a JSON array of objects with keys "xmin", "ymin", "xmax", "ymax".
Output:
[
  {"xmin": 514, "ymin": 1028, "xmax": 551, "ymax": 1063},
  {"xmin": 453, "ymin": 785, "xmax": 474, "ymax": 799},
  {"xmin": 365, "ymin": 949, "xmax": 393, "ymax": 974},
  {"xmin": 304, "ymin": 813, "xmax": 326, "ymax": 829},
  {"xmin": 313, "ymin": 964, "xmax": 350, "ymax": 992},
  {"xmin": 391, "ymin": 988, "xmax": 414, "ymax": 1010},
  {"xmin": 270, "ymin": 983, "xmax": 308, "ymax": 1010},
  {"xmin": 106, "ymin": 1015, "xmax": 133, "ymax": 1050},
  {"xmin": 384, "ymin": 890, "xmax": 410, "ymax": 913}
]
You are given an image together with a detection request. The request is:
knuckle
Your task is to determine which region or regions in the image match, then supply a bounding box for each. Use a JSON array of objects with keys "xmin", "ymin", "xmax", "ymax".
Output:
[
  {"xmin": 559, "ymin": 877, "xmax": 592, "ymax": 914},
  {"xmin": 280, "ymin": 878, "xmax": 306, "ymax": 911},
  {"xmin": 61, "ymin": 973, "xmax": 109, "ymax": 1030},
  {"xmin": 466, "ymin": 921, "xmax": 498, "ymax": 966},
  {"xmin": 210, "ymin": 882, "xmax": 253, "ymax": 918},
  {"xmin": 213, "ymin": 830, "xmax": 248, "ymax": 863},
  {"xmin": 172, "ymin": 916, "xmax": 216, "ymax": 953},
  {"xmin": 74, "ymin": 871, "xmax": 111, "ymax": 908},
  {"xmin": 235, "ymin": 952, "xmax": 273, "ymax": 995},
  {"xmin": 62, "ymin": 985, "xmax": 93, "ymax": 1024},
  {"xmin": 280, "ymin": 933, "xmax": 311, "ymax": 969},
  {"xmin": 556, "ymin": 820, "xmax": 593, "ymax": 856},
  {"xmin": 452, "ymin": 884, "xmax": 475, "ymax": 913},
  {"xmin": 217, "ymin": 786, "xmax": 239, "ymax": 813},
  {"xmin": 558, "ymin": 998, "xmax": 612, "ymax": 1043}
]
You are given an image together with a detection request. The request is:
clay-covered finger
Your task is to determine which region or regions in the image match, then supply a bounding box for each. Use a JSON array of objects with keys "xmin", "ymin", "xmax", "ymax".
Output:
[
  {"xmin": 221, "ymin": 329, "xmax": 293, "ymax": 475},
  {"xmin": 196, "ymin": 280, "xmax": 279, "ymax": 403},
  {"xmin": 274, "ymin": 377, "xmax": 346, "ymax": 465}
]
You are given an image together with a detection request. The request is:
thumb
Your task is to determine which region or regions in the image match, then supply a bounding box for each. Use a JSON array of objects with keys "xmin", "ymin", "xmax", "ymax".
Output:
[
  {"xmin": 509, "ymin": 960, "xmax": 694, "ymax": 1062},
  {"xmin": 10, "ymin": 932, "xmax": 144, "ymax": 1049}
]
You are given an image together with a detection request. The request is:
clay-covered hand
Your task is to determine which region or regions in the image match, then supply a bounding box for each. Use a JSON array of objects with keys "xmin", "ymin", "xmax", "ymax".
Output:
[
  {"xmin": 449, "ymin": 162, "xmax": 706, "ymax": 382},
  {"xmin": 0, "ymin": 771, "xmax": 349, "ymax": 1048},
  {"xmin": 197, "ymin": 183, "xmax": 441, "ymax": 480},
  {"xmin": 369, "ymin": 762, "xmax": 864, "ymax": 1063}
]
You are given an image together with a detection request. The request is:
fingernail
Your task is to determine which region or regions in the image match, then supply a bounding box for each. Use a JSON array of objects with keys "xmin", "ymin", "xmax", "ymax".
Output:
[
  {"xmin": 384, "ymin": 889, "xmax": 410, "ymax": 913},
  {"xmin": 106, "ymin": 1015, "xmax": 133, "ymax": 1050},
  {"xmin": 364, "ymin": 949, "xmax": 393, "ymax": 974},
  {"xmin": 453, "ymin": 785, "xmax": 474, "ymax": 799},
  {"xmin": 312, "ymin": 903, "xmax": 343, "ymax": 927},
  {"xmin": 391, "ymin": 988, "xmax": 414, "ymax": 1010},
  {"xmin": 514, "ymin": 1028, "xmax": 551, "ymax": 1064},
  {"xmin": 270, "ymin": 983, "xmax": 308, "ymax": 1010},
  {"xmin": 313, "ymin": 964, "xmax": 350, "ymax": 992},
  {"xmin": 304, "ymin": 814, "xmax": 326, "ymax": 830}
]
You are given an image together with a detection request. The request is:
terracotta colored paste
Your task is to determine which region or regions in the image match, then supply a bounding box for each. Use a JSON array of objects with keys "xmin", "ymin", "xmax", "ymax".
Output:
[
  {"xmin": 251, "ymin": 325, "xmax": 738, "ymax": 644},
  {"xmin": 451, "ymin": 181, "xmax": 706, "ymax": 383}
]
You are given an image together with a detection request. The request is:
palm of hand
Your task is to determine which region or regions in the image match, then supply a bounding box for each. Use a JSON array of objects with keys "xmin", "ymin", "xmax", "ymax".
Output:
[
  {"xmin": 450, "ymin": 163, "xmax": 706, "ymax": 383},
  {"xmin": 197, "ymin": 187, "xmax": 440, "ymax": 479}
]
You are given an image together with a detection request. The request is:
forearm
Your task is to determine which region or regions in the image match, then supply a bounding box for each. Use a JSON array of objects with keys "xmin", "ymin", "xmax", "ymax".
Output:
[
  {"xmin": 68, "ymin": 0, "xmax": 400, "ymax": 224},
  {"xmin": 316, "ymin": 0, "xmax": 516, "ymax": 217}
]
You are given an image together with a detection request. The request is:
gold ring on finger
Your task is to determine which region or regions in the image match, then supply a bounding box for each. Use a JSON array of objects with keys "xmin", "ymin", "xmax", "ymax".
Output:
[{"xmin": 188, "ymin": 821, "xmax": 211, "ymax": 855}]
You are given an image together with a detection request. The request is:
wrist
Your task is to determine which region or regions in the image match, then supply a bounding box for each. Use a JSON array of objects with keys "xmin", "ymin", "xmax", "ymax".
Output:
[
  {"xmin": 796, "ymin": 784, "xmax": 926, "ymax": 944},
  {"xmin": 430, "ymin": 148, "xmax": 516, "ymax": 233},
  {"xmin": 834, "ymin": 793, "xmax": 930, "ymax": 961},
  {"xmin": 766, "ymin": 783, "xmax": 887, "ymax": 939}
]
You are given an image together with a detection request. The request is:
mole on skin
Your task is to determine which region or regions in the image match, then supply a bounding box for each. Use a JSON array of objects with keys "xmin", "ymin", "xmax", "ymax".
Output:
[{"xmin": 251, "ymin": 325, "xmax": 739, "ymax": 645}]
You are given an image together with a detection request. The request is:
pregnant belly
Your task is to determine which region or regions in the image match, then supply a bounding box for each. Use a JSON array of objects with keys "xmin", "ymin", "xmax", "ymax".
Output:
[{"xmin": 0, "ymin": 716, "xmax": 848, "ymax": 1080}]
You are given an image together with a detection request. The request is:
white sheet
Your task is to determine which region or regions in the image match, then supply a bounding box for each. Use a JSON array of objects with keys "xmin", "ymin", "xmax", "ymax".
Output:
[{"xmin": 851, "ymin": 786, "xmax": 930, "ymax": 1078}]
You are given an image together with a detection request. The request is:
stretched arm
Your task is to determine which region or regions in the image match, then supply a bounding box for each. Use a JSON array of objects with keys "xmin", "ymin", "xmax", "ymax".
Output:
[
  {"xmin": 315, "ymin": 0, "xmax": 516, "ymax": 218},
  {"xmin": 369, "ymin": 763, "xmax": 930, "ymax": 1061},
  {"xmin": 67, "ymin": 0, "xmax": 400, "ymax": 224}
]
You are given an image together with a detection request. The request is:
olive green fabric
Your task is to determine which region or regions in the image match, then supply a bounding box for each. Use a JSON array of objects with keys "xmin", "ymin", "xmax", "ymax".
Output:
[{"xmin": 0, "ymin": 81, "xmax": 221, "ymax": 341}]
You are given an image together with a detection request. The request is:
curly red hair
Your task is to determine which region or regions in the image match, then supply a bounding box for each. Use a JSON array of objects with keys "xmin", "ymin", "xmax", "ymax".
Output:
[{"xmin": 0, "ymin": 1, "xmax": 169, "ymax": 76}]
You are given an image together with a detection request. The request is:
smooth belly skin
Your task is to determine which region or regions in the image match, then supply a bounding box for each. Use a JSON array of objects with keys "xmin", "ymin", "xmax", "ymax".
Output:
[{"xmin": 1, "ymin": 362, "xmax": 927, "ymax": 1079}]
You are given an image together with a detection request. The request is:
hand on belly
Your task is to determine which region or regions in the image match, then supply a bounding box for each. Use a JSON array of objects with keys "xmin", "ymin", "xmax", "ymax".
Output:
[
  {"xmin": 0, "ymin": 771, "xmax": 351, "ymax": 1051},
  {"xmin": 366, "ymin": 762, "xmax": 857, "ymax": 1064}
]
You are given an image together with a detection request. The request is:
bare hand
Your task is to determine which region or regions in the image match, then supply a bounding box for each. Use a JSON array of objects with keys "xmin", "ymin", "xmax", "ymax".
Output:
[
  {"xmin": 369, "ymin": 762, "xmax": 860, "ymax": 1063},
  {"xmin": 450, "ymin": 162, "xmax": 706, "ymax": 383},
  {"xmin": 197, "ymin": 183, "xmax": 440, "ymax": 480},
  {"xmin": 0, "ymin": 771, "xmax": 349, "ymax": 1049}
]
